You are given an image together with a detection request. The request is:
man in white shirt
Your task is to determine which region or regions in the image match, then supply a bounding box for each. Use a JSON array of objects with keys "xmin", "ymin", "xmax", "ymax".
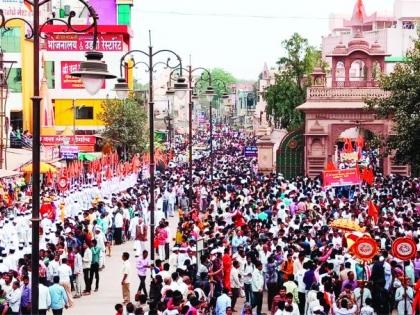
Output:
[
  {"xmin": 230, "ymin": 260, "xmax": 241, "ymax": 311},
  {"xmin": 251, "ymin": 262, "xmax": 264, "ymax": 315},
  {"xmin": 121, "ymin": 252, "xmax": 131, "ymax": 304},
  {"xmin": 114, "ymin": 209, "xmax": 124, "ymax": 245},
  {"xmin": 39, "ymin": 282, "xmax": 51, "ymax": 314},
  {"xmin": 73, "ymin": 247, "xmax": 83, "ymax": 298},
  {"xmin": 82, "ymin": 243, "xmax": 92, "ymax": 295},
  {"xmin": 58, "ymin": 258, "xmax": 73, "ymax": 307},
  {"xmin": 47, "ymin": 255, "xmax": 60, "ymax": 285},
  {"xmin": 6, "ymin": 281, "xmax": 21, "ymax": 314}
]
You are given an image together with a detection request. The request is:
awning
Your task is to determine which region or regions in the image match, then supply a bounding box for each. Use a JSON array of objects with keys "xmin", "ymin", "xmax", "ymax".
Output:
[{"xmin": 78, "ymin": 152, "xmax": 103, "ymax": 161}]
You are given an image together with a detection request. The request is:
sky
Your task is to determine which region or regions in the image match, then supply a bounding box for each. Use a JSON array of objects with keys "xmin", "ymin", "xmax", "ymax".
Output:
[{"xmin": 132, "ymin": 0, "xmax": 395, "ymax": 81}]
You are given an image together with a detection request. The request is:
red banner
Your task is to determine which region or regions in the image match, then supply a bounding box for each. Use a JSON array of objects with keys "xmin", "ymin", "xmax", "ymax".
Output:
[
  {"xmin": 41, "ymin": 135, "xmax": 96, "ymax": 146},
  {"xmin": 323, "ymin": 168, "xmax": 360, "ymax": 187},
  {"xmin": 46, "ymin": 34, "xmax": 124, "ymax": 52},
  {"xmin": 61, "ymin": 61, "xmax": 106, "ymax": 89}
]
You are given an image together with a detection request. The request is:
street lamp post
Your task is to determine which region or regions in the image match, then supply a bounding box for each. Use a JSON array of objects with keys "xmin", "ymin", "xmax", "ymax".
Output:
[
  {"xmin": 167, "ymin": 67, "xmax": 216, "ymax": 208},
  {"xmin": 206, "ymin": 81, "xmax": 229, "ymax": 182},
  {"xmin": 113, "ymin": 31, "xmax": 185, "ymax": 262},
  {"xmin": 1, "ymin": 2, "xmax": 115, "ymax": 313}
]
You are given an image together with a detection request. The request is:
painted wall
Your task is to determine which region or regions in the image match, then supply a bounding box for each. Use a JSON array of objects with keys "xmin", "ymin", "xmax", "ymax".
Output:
[
  {"xmin": 89, "ymin": 0, "xmax": 117, "ymax": 25},
  {"xmin": 54, "ymin": 99, "xmax": 104, "ymax": 130}
]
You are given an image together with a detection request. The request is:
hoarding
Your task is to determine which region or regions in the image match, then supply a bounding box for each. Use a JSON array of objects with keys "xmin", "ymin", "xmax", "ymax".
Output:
[{"xmin": 61, "ymin": 61, "xmax": 106, "ymax": 89}]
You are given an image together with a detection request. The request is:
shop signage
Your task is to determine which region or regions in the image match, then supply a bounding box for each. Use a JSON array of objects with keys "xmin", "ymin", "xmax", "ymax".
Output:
[
  {"xmin": 46, "ymin": 34, "xmax": 124, "ymax": 52},
  {"xmin": 323, "ymin": 168, "xmax": 361, "ymax": 187},
  {"xmin": 1, "ymin": 0, "xmax": 33, "ymax": 19},
  {"xmin": 60, "ymin": 145, "xmax": 79, "ymax": 160},
  {"xmin": 41, "ymin": 135, "xmax": 96, "ymax": 146},
  {"xmin": 61, "ymin": 61, "xmax": 106, "ymax": 89},
  {"xmin": 244, "ymin": 146, "xmax": 258, "ymax": 158},
  {"xmin": 392, "ymin": 237, "xmax": 417, "ymax": 261}
]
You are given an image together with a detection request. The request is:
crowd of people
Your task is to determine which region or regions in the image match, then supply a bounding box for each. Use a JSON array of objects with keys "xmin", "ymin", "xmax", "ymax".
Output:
[
  {"xmin": 113, "ymin": 127, "xmax": 419, "ymax": 315},
  {"xmin": 0, "ymin": 126, "xmax": 418, "ymax": 315}
]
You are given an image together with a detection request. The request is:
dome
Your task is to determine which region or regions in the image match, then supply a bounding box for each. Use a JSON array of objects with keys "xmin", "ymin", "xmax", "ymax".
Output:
[
  {"xmin": 371, "ymin": 41, "xmax": 385, "ymax": 53},
  {"xmin": 348, "ymin": 35, "xmax": 370, "ymax": 50},
  {"xmin": 332, "ymin": 41, "xmax": 347, "ymax": 54}
]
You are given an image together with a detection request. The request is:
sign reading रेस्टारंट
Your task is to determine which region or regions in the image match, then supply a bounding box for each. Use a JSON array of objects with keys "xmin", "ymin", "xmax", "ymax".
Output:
[{"xmin": 46, "ymin": 34, "xmax": 124, "ymax": 52}]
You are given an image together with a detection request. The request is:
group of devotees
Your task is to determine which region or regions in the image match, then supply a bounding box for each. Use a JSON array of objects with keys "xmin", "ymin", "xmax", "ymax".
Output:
[{"xmin": 0, "ymin": 128, "xmax": 418, "ymax": 315}]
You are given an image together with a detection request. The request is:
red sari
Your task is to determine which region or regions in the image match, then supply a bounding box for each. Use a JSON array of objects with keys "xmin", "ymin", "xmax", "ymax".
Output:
[{"xmin": 222, "ymin": 253, "xmax": 232, "ymax": 290}]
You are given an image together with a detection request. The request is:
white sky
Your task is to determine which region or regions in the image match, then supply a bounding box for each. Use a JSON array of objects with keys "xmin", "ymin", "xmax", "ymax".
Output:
[{"xmin": 132, "ymin": 0, "xmax": 395, "ymax": 81}]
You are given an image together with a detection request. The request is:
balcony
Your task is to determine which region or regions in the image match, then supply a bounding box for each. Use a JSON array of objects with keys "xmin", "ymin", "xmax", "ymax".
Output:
[
  {"xmin": 332, "ymin": 81, "xmax": 379, "ymax": 88},
  {"xmin": 307, "ymin": 87, "xmax": 390, "ymax": 101}
]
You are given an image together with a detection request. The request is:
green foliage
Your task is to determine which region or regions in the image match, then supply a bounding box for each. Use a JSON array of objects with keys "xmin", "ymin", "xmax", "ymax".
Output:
[
  {"xmin": 265, "ymin": 33, "xmax": 325, "ymax": 130},
  {"xmin": 98, "ymin": 96, "xmax": 148, "ymax": 159},
  {"xmin": 265, "ymin": 74, "xmax": 305, "ymax": 130},
  {"xmin": 197, "ymin": 68, "xmax": 237, "ymax": 96},
  {"xmin": 366, "ymin": 32, "xmax": 420, "ymax": 168}
]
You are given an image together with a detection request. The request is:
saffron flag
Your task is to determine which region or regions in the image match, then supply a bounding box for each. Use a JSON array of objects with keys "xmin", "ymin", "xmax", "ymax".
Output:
[
  {"xmin": 357, "ymin": 0, "xmax": 364, "ymax": 19},
  {"xmin": 325, "ymin": 160, "xmax": 337, "ymax": 171},
  {"xmin": 368, "ymin": 200, "xmax": 379, "ymax": 224}
]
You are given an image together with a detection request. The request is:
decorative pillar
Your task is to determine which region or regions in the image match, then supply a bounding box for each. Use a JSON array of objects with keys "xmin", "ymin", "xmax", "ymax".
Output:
[{"xmin": 256, "ymin": 135, "xmax": 274, "ymax": 174}]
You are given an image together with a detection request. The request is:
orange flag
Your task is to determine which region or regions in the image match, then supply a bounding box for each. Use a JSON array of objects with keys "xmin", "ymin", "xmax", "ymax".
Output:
[
  {"xmin": 325, "ymin": 160, "xmax": 337, "ymax": 171},
  {"xmin": 368, "ymin": 200, "xmax": 379, "ymax": 224}
]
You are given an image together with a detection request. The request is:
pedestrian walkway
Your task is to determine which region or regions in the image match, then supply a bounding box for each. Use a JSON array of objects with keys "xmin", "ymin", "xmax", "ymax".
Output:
[
  {"xmin": 67, "ymin": 214, "xmax": 179, "ymax": 314},
  {"xmin": 67, "ymin": 240, "xmax": 139, "ymax": 314}
]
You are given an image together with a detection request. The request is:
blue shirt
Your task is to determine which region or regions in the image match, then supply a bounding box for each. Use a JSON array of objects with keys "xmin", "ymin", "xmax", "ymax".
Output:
[
  {"xmin": 20, "ymin": 285, "xmax": 31, "ymax": 308},
  {"xmin": 215, "ymin": 293, "xmax": 231, "ymax": 315},
  {"xmin": 49, "ymin": 284, "xmax": 68, "ymax": 310}
]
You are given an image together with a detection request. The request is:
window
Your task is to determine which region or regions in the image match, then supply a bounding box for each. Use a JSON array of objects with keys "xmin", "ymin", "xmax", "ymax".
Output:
[
  {"xmin": 45, "ymin": 61, "xmax": 55, "ymax": 89},
  {"xmin": 7, "ymin": 68, "xmax": 22, "ymax": 93},
  {"xmin": 0, "ymin": 28, "xmax": 21, "ymax": 53},
  {"xmin": 75, "ymin": 106, "xmax": 93, "ymax": 119}
]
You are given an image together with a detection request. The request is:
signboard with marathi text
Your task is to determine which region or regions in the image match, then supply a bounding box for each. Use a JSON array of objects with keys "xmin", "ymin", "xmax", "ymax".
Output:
[
  {"xmin": 61, "ymin": 61, "xmax": 106, "ymax": 89},
  {"xmin": 41, "ymin": 135, "xmax": 96, "ymax": 152},
  {"xmin": 60, "ymin": 146, "xmax": 79, "ymax": 160},
  {"xmin": 46, "ymin": 34, "xmax": 124, "ymax": 52},
  {"xmin": 244, "ymin": 146, "xmax": 258, "ymax": 158},
  {"xmin": 1, "ymin": 0, "xmax": 33, "ymax": 19},
  {"xmin": 323, "ymin": 168, "xmax": 360, "ymax": 187}
]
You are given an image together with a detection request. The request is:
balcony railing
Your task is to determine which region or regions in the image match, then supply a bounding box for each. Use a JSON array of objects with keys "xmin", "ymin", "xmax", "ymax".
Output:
[{"xmin": 307, "ymin": 87, "xmax": 390, "ymax": 101}]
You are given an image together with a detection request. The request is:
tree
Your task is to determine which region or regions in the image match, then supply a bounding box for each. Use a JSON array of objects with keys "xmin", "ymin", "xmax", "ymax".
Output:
[
  {"xmin": 265, "ymin": 33, "xmax": 325, "ymax": 130},
  {"xmin": 197, "ymin": 68, "xmax": 237, "ymax": 96},
  {"xmin": 366, "ymin": 32, "xmax": 420, "ymax": 171},
  {"xmin": 98, "ymin": 96, "xmax": 148, "ymax": 160}
]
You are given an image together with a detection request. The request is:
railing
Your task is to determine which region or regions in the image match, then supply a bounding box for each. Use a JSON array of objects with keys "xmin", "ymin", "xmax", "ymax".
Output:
[
  {"xmin": 307, "ymin": 87, "xmax": 390, "ymax": 100},
  {"xmin": 332, "ymin": 81, "xmax": 379, "ymax": 88}
]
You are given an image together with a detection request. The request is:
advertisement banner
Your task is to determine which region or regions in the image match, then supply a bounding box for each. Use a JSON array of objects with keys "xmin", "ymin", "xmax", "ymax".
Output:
[
  {"xmin": 244, "ymin": 146, "xmax": 258, "ymax": 158},
  {"xmin": 41, "ymin": 135, "xmax": 96, "ymax": 146},
  {"xmin": 60, "ymin": 146, "xmax": 79, "ymax": 160},
  {"xmin": 61, "ymin": 61, "xmax": 106, "ymax": 89},
  {"xmin": 323, "ymin": 168, "xmax": 360, "ymax": 187},
  {"xmin": 1, "ymin": 0, "xmax": 33, "ymax": 19},
  {"xmin": 46, "ymin": 34, "xmax": 124, "ymax": 52}
]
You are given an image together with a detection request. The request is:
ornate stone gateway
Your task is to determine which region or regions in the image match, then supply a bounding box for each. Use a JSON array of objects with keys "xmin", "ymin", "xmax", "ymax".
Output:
[{"xmin": 276, "ymin": 128, "xmax": 304, "ymax": 179}]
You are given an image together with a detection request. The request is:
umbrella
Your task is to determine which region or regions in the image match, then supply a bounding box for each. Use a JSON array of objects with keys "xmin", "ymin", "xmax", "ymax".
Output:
[
  {"xmin": 329, "ymin": 218, "xmax": 365, "ymax": 232},
  {"xmin": 21, "ymin": 162, "xmax": 58, "ymax": 174}
]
